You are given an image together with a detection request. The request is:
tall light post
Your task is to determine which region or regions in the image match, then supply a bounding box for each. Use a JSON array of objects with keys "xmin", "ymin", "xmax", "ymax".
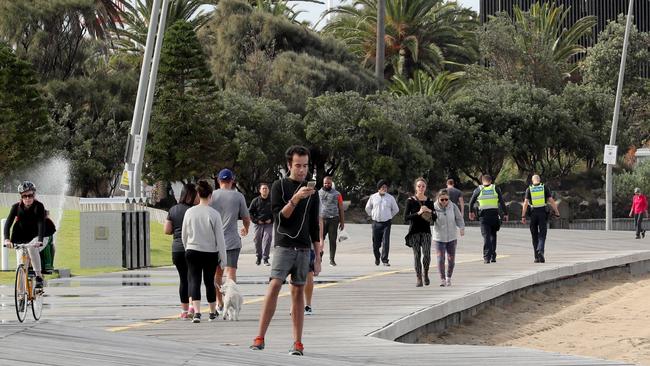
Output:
[
  {"xmin": 375, "ymin": 0, "xmax": 385, "ymax": 82},
  {"xmin": 605, "ymin": 0, "xmax": 635, "ymax": 230}
]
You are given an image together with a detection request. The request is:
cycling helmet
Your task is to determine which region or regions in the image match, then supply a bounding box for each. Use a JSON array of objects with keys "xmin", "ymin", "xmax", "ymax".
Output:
[{"xmin": 17, "ymin": 181, "xmax": 36, "ymax": 194}]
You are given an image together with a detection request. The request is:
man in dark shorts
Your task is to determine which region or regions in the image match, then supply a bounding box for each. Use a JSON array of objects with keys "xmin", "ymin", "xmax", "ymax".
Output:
[{"xmin": 250, "ymin": 146, "xmax": 321, "ymax": 356}]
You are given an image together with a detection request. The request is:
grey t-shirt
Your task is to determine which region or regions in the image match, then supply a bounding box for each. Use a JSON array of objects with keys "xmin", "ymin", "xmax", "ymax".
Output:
[
  {"xmin": 167, "ymin": 203, "xmax": 191, "ymax": 252},
  {"xmin": 447, "ymin": 186, "xmax": 463, "ymax": 207},
  {"xmin": 209, "ymin": 189, "xmax": 250, "ymax": 250},
  {"xmin": 319, "ymin": 188, "xmax": 340, "ymax": 218}
]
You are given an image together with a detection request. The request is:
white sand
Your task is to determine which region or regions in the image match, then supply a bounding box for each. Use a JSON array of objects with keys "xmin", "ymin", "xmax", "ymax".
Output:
[{"xmin": 426, "ymin": 273, "xmax": 650, "ymax": 365}]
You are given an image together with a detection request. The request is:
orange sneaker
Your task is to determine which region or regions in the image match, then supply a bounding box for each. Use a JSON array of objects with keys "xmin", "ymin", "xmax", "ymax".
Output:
[
  {"xmin": 250, "ymin": 336, "xmax": 265, "ymax": 350},
  {"xmin": 289, "ymin": 341, "xmax": 304, "ymax": 356}
]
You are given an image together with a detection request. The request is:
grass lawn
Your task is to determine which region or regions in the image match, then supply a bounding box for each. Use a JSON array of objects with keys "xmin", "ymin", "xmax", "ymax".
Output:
[{"xmin": 0, "ymin": 207, "xmax": 171, "ymax": 284}]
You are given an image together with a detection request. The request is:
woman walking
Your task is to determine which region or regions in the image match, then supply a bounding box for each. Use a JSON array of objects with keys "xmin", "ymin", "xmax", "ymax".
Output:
[
  {"xmin": 432, "ymin": 189, "xmax": 465, "ymax": 287},
  {"xmin": 182, "ymin": 180, "xmax": 226, "ymax": 323},
  {"xmin": 165, "ymin": 183, "xmax": 198, "ymax": 319},
  {"xmin": 404, "ymin": 178, "xmax": 436, "ymax": 287}
]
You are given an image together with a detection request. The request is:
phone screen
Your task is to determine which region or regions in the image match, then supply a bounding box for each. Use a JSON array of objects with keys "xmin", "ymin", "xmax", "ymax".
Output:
[{"xmin": 307, "ymin": 181, "xmax": 316, "ymax": 189}]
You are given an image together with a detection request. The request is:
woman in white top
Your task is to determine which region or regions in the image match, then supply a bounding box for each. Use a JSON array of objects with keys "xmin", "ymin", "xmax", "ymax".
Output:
[
  {"xmin": 432, "ymin": 189, "xmax": 465, "ymax": 287},
  {"xmin": 182, "ymin": 180, "xmax": 227, "ymax": 323}
]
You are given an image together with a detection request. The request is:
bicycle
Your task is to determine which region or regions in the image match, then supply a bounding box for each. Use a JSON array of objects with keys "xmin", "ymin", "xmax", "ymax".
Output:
[{"xmin": 5, "ymin": 243, "xmax": 44, "ymax": 322}]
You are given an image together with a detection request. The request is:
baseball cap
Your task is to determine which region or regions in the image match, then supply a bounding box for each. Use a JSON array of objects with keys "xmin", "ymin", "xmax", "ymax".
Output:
[{"xmin": 218, "ymin": 169, "xmax": 234, "ymax": 181}]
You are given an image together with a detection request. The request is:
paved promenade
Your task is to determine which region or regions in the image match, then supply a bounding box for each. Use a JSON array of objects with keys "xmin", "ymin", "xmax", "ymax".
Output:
[{"xmin": 1, "ymin": 224, "xmax": 648, "ymax": 365}]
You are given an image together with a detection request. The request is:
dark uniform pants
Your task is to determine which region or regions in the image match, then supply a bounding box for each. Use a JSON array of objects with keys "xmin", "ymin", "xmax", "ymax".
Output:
[{"xmin": 530, "ymin": 209, "xmax": 548, "ymax": 254}]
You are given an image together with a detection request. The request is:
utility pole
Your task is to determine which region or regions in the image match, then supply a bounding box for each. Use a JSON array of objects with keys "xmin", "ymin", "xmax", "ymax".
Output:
[
  {"xmin": 375, "ymin": 0, "xmax": 385, "ymax": 82},
  {"xmin": 605, "ymin": 0, "xmax": 634, "ymax": 230}
]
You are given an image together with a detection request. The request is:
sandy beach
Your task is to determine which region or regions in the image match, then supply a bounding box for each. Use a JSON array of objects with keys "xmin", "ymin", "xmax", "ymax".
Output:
[{"xmin": 426, "ymin": 272, "xmax": 650, "ymax": 365}]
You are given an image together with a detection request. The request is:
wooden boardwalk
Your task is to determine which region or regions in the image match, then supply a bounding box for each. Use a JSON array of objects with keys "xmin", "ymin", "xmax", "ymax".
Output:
[{"xmin": 1, "ymin": 224, "xmax": 648, "ymax": 365}]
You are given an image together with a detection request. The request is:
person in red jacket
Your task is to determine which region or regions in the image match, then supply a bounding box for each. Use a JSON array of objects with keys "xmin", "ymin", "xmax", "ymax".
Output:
[{"xmin": 629, "ymin": 187, "xmax": 648, "ymax": 239}]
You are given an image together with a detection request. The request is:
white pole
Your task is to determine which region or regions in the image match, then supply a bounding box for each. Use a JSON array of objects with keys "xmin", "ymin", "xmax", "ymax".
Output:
[
  {"xmin": 1, "ymin": 219, "xmax": 8, "ymax": 271},
  {"xmin": 375, "ymin": 0, "xmax": 385, "ymax": 82},
  {"xmin": 133, "ymin": 0, "xmax": 170, "ymax": 199},
  {"xmin": 127, "ymin": 0, "xmax": 163, "ymax": 198},
  {"xmin": 605, "ymin": 0, "xmax": 634, "ymax": 231}
]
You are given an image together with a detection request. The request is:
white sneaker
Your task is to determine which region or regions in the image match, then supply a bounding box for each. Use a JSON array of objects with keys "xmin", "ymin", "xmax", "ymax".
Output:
[
  {"xmin": 446, "ymin": 278, "xmax": 451, "ymax": 287},
  {"xmin": 304, "ymin": 305, "xmax": 313, "ymax": 315}
]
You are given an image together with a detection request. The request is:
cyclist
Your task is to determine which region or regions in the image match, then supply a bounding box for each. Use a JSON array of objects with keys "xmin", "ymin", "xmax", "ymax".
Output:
[{"xmin": 3, "ymin": 181, "xmax": 47, "ymax": 288}]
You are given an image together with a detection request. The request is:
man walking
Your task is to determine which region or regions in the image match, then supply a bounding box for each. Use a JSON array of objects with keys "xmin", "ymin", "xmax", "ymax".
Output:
[
  {"xmin": 521, "ymin": 175, "xmax": 560, "ymax": 263},
  {"xmin": 446, "ymin": 178, "xmax": 464, "ymax": 217},
  {"xmin": 249, "ymin": 183, "xmax": 273, "ymax": 266},
  {"xmin": 250, "ymin": 146, "xmax": 321, "ymax": 356},
  {"xmin": 319, "ymin": 176, "xmax": 345, "ymax": 266},
  {"xmin": 469, "ymin": 175, "xmax": 507, "ymax": 263},
  {"xmin": 209, "ymin": 169, "xmax": 250, "ymax": 311},
  {"xmin": 629, "ymin": 187, "xmax": 648, "ymax": 239},
  {"xmin": 365, "ymin": 180, "xmax": 399, "ymax": 266}
]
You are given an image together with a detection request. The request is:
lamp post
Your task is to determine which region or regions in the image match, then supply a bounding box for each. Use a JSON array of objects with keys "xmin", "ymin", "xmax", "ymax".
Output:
[{"xmin": 605, "ymin": 0, "xmax": 635, "ymax": 231}]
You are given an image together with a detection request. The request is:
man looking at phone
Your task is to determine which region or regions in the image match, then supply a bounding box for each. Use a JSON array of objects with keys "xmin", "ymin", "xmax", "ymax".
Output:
[{"xmin": 250, "ymin": 145, "xmax": 321, "ymax": 356}]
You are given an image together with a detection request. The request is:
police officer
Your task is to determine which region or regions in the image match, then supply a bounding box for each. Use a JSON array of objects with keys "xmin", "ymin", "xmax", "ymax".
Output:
[
  {"xmin": 521, "ymin": 175, "xmax": 560, "ymax": 263},
  {"xmin": 469, "ymin": 175, "xmax": 508, "ymax": 263}
]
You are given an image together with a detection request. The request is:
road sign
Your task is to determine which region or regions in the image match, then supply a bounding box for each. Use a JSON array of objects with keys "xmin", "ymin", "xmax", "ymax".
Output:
[
  {"xmin": 119, "ymin": 168, "xmax": 132, "ymax": 192},
  {"xmin": 603, "ymin": 144, "xmax": 618, "ymax": 165}
]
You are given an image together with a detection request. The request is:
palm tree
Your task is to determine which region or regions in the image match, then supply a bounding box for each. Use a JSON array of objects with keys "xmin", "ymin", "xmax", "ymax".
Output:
[
  {"xmin": 512, "ymin": 1, "xmax": 596, "ymax": 73},
  {"xmin": 252, "ymin": 0, "xmax": 322, "ymax": 26},
  {"xmin": 114, "ymin": 0, "xmax": 214, "ymax": 52},
  {"xmin": 322, "ymin": 0, "xmax": 478, "ymax": 79},
  {"xmin": 390, "ymin": 70, "xmax": 463, "ymax": 100}
]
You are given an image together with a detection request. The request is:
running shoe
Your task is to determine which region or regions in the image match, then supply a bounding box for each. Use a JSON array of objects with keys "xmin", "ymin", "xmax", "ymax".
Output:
[
  {"xmin": 35, "ymin": 276, "xmax": 44, "ymax": 289},
  {"xmin": 440, "ymin": 280, "xmax": 446, "ymax": 287},
  {"xmin": 192, "ymin": 313, "xmax": 201, "ymax": 323},
  {"xmin": 446, "ymin": 278, "xmax": 451, "ymax": 287},
  {"xmin": 289, "ymin": 341, "xmax": 304, "ymax": 356},
  {"xmin": 304, "ymin": 305, "xmax": 313, "ymax": 315},
  {"xmin": 256, "ymin": 258, "xmax": 261, "ymax": 266},
  {"xmin": 263, "ymin": 259, "xmax": 270, "ymax": 266},
  {"xmin": 330, "ymin": 260, "xmax": 337, "ymax": 266},
  {"xmin": 250, "ymin": 337, "xmax": 265, "ymax": 350},
  {"xmin": 180, "ymin": 311, "xmax": 189, "ymax": 320}
]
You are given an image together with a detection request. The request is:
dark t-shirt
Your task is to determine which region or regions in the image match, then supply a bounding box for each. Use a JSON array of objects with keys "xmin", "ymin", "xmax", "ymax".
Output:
[
  {"xmin": 446, "ymin": 186, "xmax": 463, "ymax": 207},
  {"xmin": 4, "ymin": 200, "xmax": 46, "ymax": 243},
  {"xmin": 524, "ymin": 184, "xmax": 553, "ymax": 214},
  {"xmin": 167, "ymin": 203, "xmax": 191, "ymax": 252},
  {"xmin": 271, "ymin": 178, "xmax": 319, "ymax": 249}
]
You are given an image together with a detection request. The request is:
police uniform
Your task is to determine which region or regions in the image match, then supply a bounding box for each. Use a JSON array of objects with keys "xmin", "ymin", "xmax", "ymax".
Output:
[
  {"xmin": 524, "ymin": 184, "xmax": 553, "ymax": 262},
  {"xmin": 469, "ymin": 184, "xmax": 506, "ymax": 263}
]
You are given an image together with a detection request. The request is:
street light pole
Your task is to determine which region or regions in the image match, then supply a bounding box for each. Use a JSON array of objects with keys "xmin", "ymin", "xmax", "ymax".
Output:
[
  {"xmin": 605, "ymin": 0, "xmax": 634, "ymax": 231},
  {"xmin": 375, "ymin": 0, "xmax": 385, "ymax": 82}
]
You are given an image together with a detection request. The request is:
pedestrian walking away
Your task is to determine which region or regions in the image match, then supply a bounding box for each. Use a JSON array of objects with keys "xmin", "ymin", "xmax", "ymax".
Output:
[
  {"xmin": 432, "ymin": 189, "xmax": 465, "ymax": 287},
  {"xmin": 250, "ymin": 145, "xmax": 321, "ymax": 356},
  {"xmin": 404, "ymin": 178, "xmax": 436, "ymax": 287},
  {"xmin": 3, "ymin": 181, "xmax": 47, "ymax": 289},
  {"xmin": 446, "ymin": 179, "xmax": 465, "ymax": 218},
  {"xmin": 319, "ymin": 176, "xmax": 345, "ymax": 266},
  {"xmin": 365, "ymin": 179, "xmax": 399, "ymax": 266},
  {"xmin": 249, "ymin": 183, "xmax": 273, "ymax": 266},
  {"xmin": 181, "ymin": 180, "xmax": 227, "ymax": 323},
  {"xmin": 468, "ymin": 175, "xmax": 508, "ymax": 263},
  {"xmin": 210, "ymin": 168, "xmax": 251, "ymax": 312},
  {"xmin": 164, "ymin": 183, "xmax": 199, "ymax": 319},
  {"xmin": 521, "ymin": 175, "xmax": 560, "ymax": 263},
  {"xmin": 629, "ymin": 187, "xmax": 648, "ymax": 239}
]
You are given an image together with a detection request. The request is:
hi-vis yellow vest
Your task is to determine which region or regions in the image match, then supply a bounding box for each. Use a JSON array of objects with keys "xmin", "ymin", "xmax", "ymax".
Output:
[
  {"xmin": 530, "ymin": 184, "xmax": 546, "ymax": 208},
  {"xmin": 477, "ymin": 185, "xmax": 498, "ymax": 210}
]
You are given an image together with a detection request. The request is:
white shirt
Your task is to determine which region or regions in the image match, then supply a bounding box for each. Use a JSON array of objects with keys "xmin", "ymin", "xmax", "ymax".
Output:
[{"xmin": 365, "ymin": 192, "xmax": 399, "ymax": 222}]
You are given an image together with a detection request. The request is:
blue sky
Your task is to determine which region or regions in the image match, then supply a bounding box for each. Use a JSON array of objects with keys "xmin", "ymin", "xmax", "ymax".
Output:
[{"xmin": 292, "ymin": 0, "xmax": 481, "ymax": 27}]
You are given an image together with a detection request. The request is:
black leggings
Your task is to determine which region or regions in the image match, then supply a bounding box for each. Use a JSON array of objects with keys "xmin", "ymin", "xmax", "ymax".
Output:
[
  {"xmin": 172, "ymin": 251, "xmax": 189, "ymax": 304},
  {"xmin": 185, "ymin": 250, "xmax": 219, "ymax": 303}
]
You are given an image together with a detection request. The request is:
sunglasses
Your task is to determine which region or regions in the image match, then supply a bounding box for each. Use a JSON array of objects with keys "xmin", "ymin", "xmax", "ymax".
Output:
[
  {"xmin": 439, "ymin": 198, "xmax": 449, "ymax": 201},
  {"xmin": 21, "ymin": 193, "xmax": 34, "ymax": 199}
]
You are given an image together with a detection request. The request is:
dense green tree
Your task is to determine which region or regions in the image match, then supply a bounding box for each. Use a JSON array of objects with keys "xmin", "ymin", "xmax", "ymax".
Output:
[
  {"xmin": 323, "ymin": 0, "xmax": 478, "ymax": 79},
  {"xmin": 480, "ymin": 2, "xmax": 596, "ymax": 92},
  {"xmin": 146, "ymin": 20, "xmax": 221, "ymax": 183},
  {"xmin": 200, "ymin": 0, "xmax": 376, "ymax": 112},
  {"xmin": 0, "ymin": 43, "xmax": 50, "ymax": 182}
]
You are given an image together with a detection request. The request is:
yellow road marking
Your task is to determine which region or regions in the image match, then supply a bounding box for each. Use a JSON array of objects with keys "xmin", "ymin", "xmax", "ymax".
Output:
[{"xmin": 106, "ymin": 255, "xmax": 509, "ymax": 332}]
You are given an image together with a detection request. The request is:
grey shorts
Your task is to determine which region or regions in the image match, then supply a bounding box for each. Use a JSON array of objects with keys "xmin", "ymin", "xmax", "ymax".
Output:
[
  {"xmin": 225, "ymin": 248, "xmax": 241, "ymax": 268},
  {"xmin": 270, "ymin": 246, "xmax": 310, "ymax": 285}
]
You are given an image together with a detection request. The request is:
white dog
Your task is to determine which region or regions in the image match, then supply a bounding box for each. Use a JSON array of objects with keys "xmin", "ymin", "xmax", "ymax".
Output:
[{"xmin": 218, "ymin": 279, "xmax": 242, "ymax": 321}]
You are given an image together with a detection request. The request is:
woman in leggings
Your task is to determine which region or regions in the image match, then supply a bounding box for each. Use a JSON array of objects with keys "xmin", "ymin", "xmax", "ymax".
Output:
[
  {"xmin": 432, "ymin": 189, "xmax": 465, "ymax": 287},
  {"xmin": 165, "ymin": 183, "xmax": 198, "ymax": 319},
  {"xmin": 182, "ymin": 180, "xmax": 226, "ymax": 323},
  {"xmin": 404, "ymin": 178, "xmax": 435, "ymax": 287}
]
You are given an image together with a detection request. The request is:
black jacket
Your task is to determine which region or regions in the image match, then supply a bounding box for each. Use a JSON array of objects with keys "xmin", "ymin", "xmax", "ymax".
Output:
[
  {"xmin": 4, "ymin": 200, "xmax": 46, "ymax": 243},
  {"xmin": 249, "ymin": 196, "xmax": 273, "ymax": 223}
]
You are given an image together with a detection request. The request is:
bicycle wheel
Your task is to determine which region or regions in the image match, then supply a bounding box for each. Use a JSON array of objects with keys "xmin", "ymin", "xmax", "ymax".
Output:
[
  {"xmin": 31, "ymin": 285, "xmax": 43, "ymax": 321},
  {"xmin": 14, "ymin": 265, "xmax": 28, "ymax": 323}
]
